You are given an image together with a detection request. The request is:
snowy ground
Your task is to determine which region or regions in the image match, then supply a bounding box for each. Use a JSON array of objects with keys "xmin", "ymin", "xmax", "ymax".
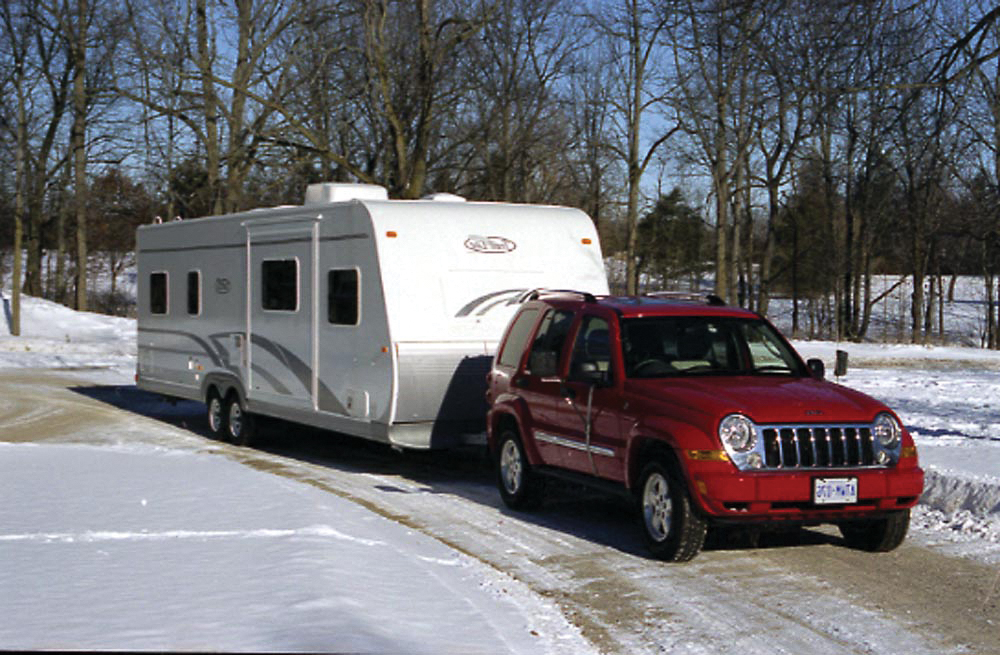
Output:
[
  {"xmin": 1, "ymin": 291, "xmax": 999, "ymax": 652},
  {"xmin": 0, "ymin": 441, "xmax": 588, "ymax": 653}
]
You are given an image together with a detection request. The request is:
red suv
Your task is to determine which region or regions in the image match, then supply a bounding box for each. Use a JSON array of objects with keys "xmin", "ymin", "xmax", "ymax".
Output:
[{"xmin": 486, "ymin": 291, "xmax": 924, "ymax": 561}]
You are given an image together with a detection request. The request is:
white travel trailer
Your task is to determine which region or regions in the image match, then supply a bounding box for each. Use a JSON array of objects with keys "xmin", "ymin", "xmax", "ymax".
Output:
[{"xmin": 136, "ymin": 183, "xmax": 608, "ymax": 448}]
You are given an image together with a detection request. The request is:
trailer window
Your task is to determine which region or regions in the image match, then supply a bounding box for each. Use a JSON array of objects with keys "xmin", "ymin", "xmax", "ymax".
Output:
[
  {"xmin": 150, "ymin": 272, "xmax": 168, "ymax": 315},
  {"xmin": 187, "ymin": 271, "xmax": 201, "ymax": 315},
  {"xmin": 328, "ymin": 269, "xmax": 359, "ymax": 325},
  {"xmin": 262, "ymin": 259, "xmax": 298, "ymax": 311}
]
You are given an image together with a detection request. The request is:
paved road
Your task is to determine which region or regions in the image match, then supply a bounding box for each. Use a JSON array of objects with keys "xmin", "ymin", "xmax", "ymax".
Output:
[{"xmin": 3, "ymin": 369, "xmax": 998, "ymax": 654}]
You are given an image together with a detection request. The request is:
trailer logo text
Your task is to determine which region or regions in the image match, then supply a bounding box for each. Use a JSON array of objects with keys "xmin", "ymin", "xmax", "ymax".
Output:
[{"xmin": 465, "ymin": 235, "xmax": 517, "ymax": 254}]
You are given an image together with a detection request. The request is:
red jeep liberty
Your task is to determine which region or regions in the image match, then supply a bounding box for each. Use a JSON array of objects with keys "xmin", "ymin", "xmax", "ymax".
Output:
[{"xmin": 486, "ymin": 291, "xmax": 924, "ymax": 561}]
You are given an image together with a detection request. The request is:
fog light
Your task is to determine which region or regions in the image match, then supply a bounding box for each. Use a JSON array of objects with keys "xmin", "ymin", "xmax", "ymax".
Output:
[
  {"xmin": 876, "ymin": 450, "xmax": 890, "ymax": 465},
  {"xmin": 747, "ymin": 452, "xmax": 764, "ymax": 469}
]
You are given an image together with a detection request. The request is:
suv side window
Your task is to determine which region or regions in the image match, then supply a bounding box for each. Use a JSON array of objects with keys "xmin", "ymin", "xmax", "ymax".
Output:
[
  {"xmin": 569, "ymin": 315, "xmax": 612, "ymax": 383},
  {"xmin": 527, "ymin": 309, "xmax": 574, "ymax": 377},
  {"xmin": 497, "ymin": 308, "xmax": 539, "ymax": 368}
]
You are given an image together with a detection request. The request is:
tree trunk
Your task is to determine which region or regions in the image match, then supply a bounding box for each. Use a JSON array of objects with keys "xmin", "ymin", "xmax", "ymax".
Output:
[
  {"xmin": 196, "ymin": 0, "xmax": 221, "ymax": 215},
  {"xmin": 11, "ymin": 54, "xmax": 28, "ymax": 335},
  {"xmin": 756, "ymin": 183, "xmax": 779, "ymax": 317},
  {"xmin": 72, "ymin": 0, "xmax": 89, "ymax": 311},
  {"xmin": 55, "ymin": 186, "xmax": 68, "ymax": 304}
]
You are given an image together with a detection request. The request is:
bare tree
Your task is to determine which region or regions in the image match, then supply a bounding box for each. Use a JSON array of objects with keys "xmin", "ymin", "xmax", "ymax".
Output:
[
  {"xmin": 0, "ymin": 1, "xmax": 34, "ymax": 334},
  {"xmin": 587, "ymin": 0, "xmax": 676, "ymax": 295},
  {"xmin": 459, "ymin": 0, "xmax": 579, "ymax": 203},
  {"xmin": 670, "ymin": 0, "xmax": 763, "ymax": 304}
]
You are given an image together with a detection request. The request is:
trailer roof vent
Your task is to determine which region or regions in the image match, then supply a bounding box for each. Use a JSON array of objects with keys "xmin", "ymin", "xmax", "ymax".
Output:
[
  {"xmin": 422, "ymin": 192, "xmax": 466, "ymax": 202},
  {"xmin": 304, "ymin": 183, "xmax": 388, "ymax": 205}
]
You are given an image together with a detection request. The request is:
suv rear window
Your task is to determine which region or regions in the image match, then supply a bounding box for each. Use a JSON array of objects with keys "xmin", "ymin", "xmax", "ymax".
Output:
[
  {"xmin": 527, "ymin": 309, "xmax": 574, "ymax": 376},
  {"xmin": 497, "ymin": 308, "xmax": 539, "ymax": 368}
]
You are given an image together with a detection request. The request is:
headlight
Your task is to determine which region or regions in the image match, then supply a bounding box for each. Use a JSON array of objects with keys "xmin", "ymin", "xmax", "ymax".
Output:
[
  {"xmin": 873, "ymin": 412, "xmax": 901, "ymax": 449},
  {"xmin": 719, "ymin": 414, "xmax": 756, "ymax": 453}
]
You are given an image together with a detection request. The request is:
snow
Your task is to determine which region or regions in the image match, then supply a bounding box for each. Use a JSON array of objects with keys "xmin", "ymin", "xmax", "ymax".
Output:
[
  {"xmin": 2, "ymin": 288, "xmax": 1000, "ymax": 650},
  {"xmin": 0, "ymin": 441, "xmax": 587, "ymax": 653}
]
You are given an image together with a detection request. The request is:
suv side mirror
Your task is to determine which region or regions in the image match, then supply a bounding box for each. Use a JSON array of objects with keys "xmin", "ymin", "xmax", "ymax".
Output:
[
  {"xmin": 528, "ymin": 350, "xmax": 559, "ymax": 377},
  {"xmin": 806, "ymin": 358, "xmax": 825, "ymax": 380},
  {"xmin": 574, "ymin": 361, "xmax": 610, "ymax": 387}
]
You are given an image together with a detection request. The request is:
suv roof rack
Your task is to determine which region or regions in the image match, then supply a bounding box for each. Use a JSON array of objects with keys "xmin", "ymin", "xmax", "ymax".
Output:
[
  {"xmin": 520, "ymin": 288, "xmax": 598, "ymax": 304},
  {"xmin": 642, "ymin": 291, "xmax": 727, "ymax": 306}
]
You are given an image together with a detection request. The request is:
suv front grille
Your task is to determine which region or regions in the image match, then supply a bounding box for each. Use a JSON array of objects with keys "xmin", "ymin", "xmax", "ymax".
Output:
[{"xmin": 760, "ymin": 425, "xmax": 876, "ymax": 469}]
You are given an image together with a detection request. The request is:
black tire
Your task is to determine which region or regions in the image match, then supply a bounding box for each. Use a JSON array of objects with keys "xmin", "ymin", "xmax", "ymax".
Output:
[
  {"xmin": 224, "ymin": 393, "xmax": 256, "ymax": 446},
  {"xmin": 637, "ymin": 458, "xmax": 707, "ymax": 562},
  {"xmin": 839, "ymin": 509, "xmax": 910, "ymax": 552},
  {"xmin": 206, "ymin": 390, "xmax": 226, "ymax": 437},
  {"xmin": 495, "ymin": 429, "xmax": 543, "ymax": 510}
]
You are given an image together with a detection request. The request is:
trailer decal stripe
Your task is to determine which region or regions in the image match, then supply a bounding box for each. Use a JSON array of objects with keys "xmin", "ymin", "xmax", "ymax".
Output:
[
  {"xmin": 140, "ymin": 327, "xmax": 350, "ymax": 415},
  {"xmin": 455, "ymin": 289, "xmax": 527, "ymax": 317},
  {"xmin": 138, "ymin": 328, "xmax": 225, "ymax": 367},
  {"xmin": 138, "ymin": 243, "xmax": 245, "ymax": 254},
  {"xmin": 249, "ymin": 364, "xmax": 291, "ymax": 395},
  {"xmin": 249, "ymin": 335, "xmax": 348, "ymax": 415}
]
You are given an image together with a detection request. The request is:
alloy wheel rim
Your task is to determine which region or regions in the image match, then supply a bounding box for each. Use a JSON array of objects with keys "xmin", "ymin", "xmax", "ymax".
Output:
[
  {"xmin": 500, "ymin": 439, "xmax": 522, "ymax": 494},
  {"xmin": 209, "ymin": 398, "xmax": 222, "ymax": 432},
  {"xmin": 229, "ymin": 403, "xmax": 242, "ymax": 438},
  {"xmin": 643, "ymin": 472, "xmax": 672, "ymax": 542}
]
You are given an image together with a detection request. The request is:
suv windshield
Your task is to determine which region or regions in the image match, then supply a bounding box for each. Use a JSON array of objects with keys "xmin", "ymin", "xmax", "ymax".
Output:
[{"xmin": 621, "ymin": 316, "xmax": 805, "ymax": 378}]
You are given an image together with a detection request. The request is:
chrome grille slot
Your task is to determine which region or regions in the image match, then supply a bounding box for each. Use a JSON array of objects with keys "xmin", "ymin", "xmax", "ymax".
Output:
[
  {"xmin": 763, "ymin": 428, "xmax": 780, "ymax": 467},
  {"xmin": 797, "ymin": 428, "xmax": 814, "ymax": 467},
  {"xmin": 758, "ymin": 423, "xmax": 882, "ymax": 470}
]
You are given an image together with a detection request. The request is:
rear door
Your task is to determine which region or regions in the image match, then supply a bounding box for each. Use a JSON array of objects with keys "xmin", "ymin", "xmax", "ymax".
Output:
[
  {"xmin": 246, "ymin": 219, "xmax": 317, "ymax": 411},
  {"xmin": 547, "ymin": 313, "xmax": 626, "ymax": 481},
  {"xmin": 515, "ymin": 308, "xmax": 576, "ymax": 466}
]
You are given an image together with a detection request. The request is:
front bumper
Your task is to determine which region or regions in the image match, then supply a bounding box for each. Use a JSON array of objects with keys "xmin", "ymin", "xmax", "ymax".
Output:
[{"xmin": 690, "ymin": 466, "xmax": 924, "ymax": 521}]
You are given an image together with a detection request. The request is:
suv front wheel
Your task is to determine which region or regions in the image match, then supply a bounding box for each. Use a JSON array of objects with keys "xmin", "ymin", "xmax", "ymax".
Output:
[
  {"xmin": 839, "ymin": 509, "xmax": 910, "ymax": 552},
  {"xmin": 638, "ymin": 459, "xmax": 707, "ymax": 562},
  {"xmin": 496, "ymin": 428, "xmax": 543, "ymax": 510}
]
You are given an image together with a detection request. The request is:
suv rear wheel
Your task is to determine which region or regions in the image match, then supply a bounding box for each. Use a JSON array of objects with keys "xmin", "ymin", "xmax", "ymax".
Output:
[
  {"xmin": 496, "ymin": 429, "xmax": 543, "ymax": 510},
  {"xmin": 638, "ymin": 459, "xmax": 707, "ymax": 562}
]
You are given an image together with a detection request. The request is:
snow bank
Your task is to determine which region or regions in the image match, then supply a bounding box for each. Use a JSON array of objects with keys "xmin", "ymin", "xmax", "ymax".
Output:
[{"xmin": 0, "ymin": 293, "xmax": 134, "ymax": 370}]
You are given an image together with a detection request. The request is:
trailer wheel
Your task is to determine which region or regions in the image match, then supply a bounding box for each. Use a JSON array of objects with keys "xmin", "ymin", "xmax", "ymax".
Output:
[
  {"xmin": 224, "ymin": 394, "xmax": 255, "ymax": 446},
  {"xmin": 496, "ymin": 429, "xmax": 543, "ymax": 510},
  {"xmin": 637, "ymin": 458, "xmax": 707, "ymax": 562},
  {"xmin": 839, "ymin": 509, "xmax": 910, "ymax": 552},
  {"xmin": 206, "ymin": 390, "xmax": 226, "ymax": 437}
]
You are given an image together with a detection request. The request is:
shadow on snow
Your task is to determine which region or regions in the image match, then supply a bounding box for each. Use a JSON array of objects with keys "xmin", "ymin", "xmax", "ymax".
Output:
[{"xmin": 71, "ymin": 383, "xmax": 847, "ymax": 560}]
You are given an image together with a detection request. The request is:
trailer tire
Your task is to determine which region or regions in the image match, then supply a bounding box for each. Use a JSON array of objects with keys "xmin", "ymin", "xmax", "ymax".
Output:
[
  {"xmin": 206, "ymin": 390, "xmax": 226, "ymax": 438},
  {"xmin": 224, "ymin": 394, "xmax": 255, "ymax": 446},
  {"xmin": 496, "ymin": 429, "xmax": 543, "ymax": 510},
  {"xmin": 637, "ymin": 458, "xmax": 707, "ymax": 562}
]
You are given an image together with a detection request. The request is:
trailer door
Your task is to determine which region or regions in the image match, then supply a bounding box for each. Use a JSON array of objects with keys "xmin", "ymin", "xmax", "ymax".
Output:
[{"xmin": 245, "ymin": 219, "xmax": 318, "ymax": 411}]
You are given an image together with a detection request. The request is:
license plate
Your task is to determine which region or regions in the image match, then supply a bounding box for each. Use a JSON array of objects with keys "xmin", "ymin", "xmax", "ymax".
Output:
[{"xmin": 813, "ymin": 477, "xmax": 858, "ymax": 505}]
